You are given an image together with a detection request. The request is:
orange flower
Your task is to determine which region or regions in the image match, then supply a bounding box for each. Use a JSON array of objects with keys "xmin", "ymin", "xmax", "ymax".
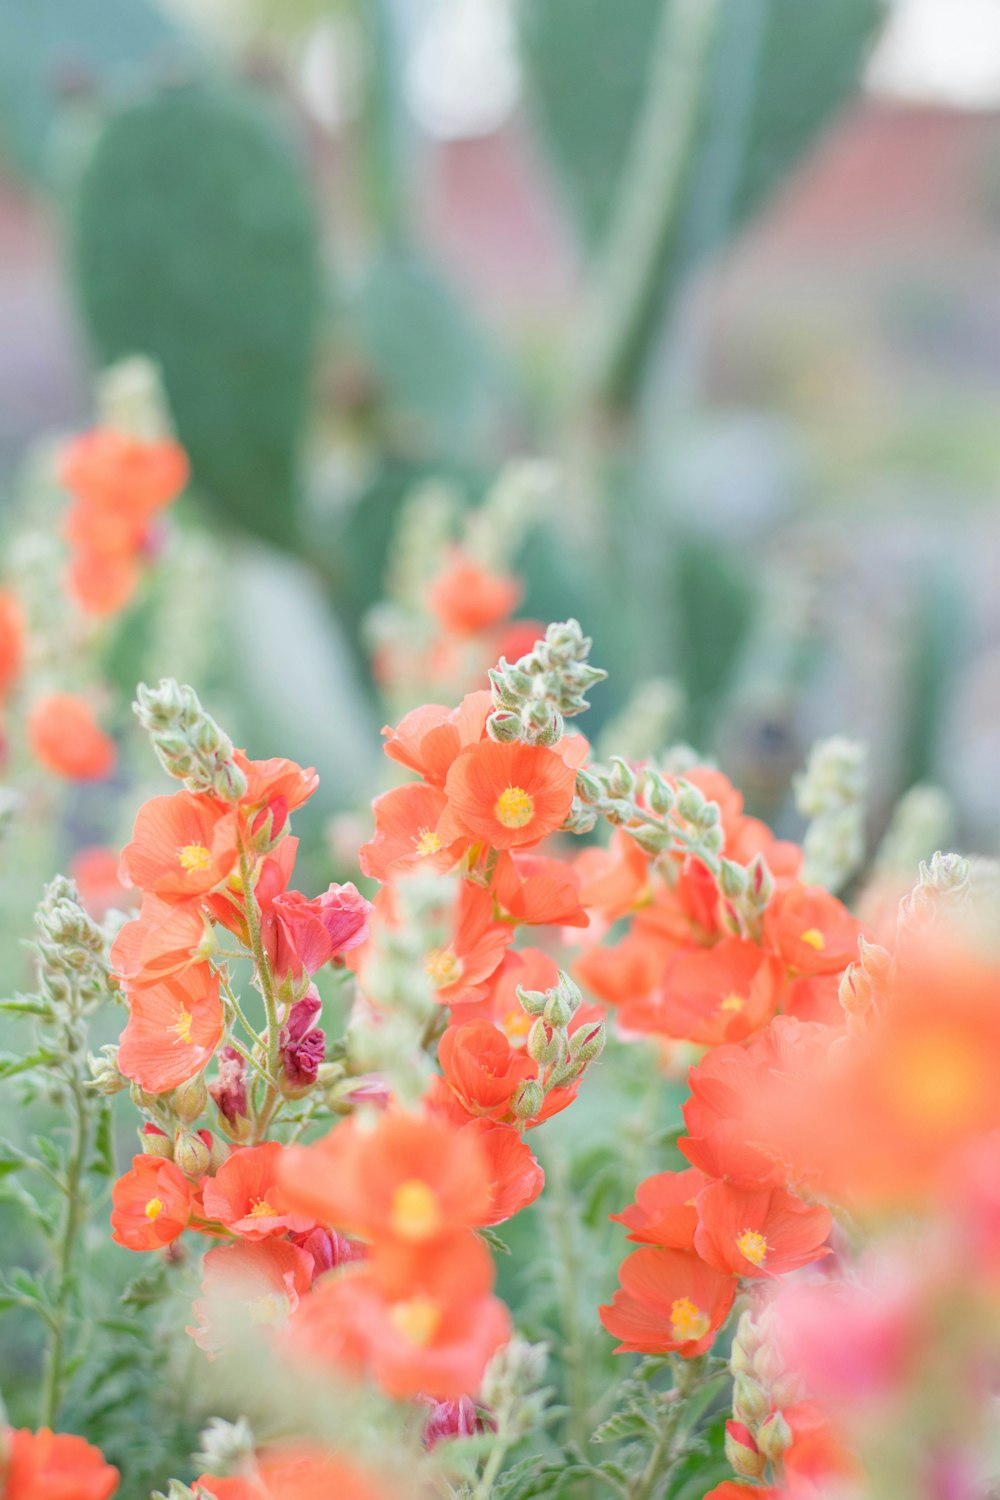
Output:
[
  {"xmin": 600, "ymin": 1246, "xmax": 736, "ymax": 1356},
  {"xmin": 278, "ymin": 1110, "xmax": 493, "ymax": 1246},
  {"xmin": 441, "ymin": 739, "xmax": 576, "ymax": 851},
  {"xmin": 234, "ymin": 750, "xmax": 319, "ymax": 837},
  {"xmin": 492, "ymin": 850, "xmax": 588, "ymax": 927},
  {"xmin": 382, "ymin": 691, "xmax": 492, "ymax": 786},
  {"xmin": 202, "ymin": 1143, "xmax": 314, "ymax": 1241},
  {"xmin": 359, "ymin": 782, "xmax": 466, "ymax": 882},
  {"xmin": 2, "ymin": 1427, "xmax": 119, "ymax": 1499},
  {"xmin": 111, "ymin": 893, "xmax": 211, "ymax": 986},
  {"xmin": 612, "ymin": 1167, "xmax": 709, "ymax": 1250},
  {"xmin": 763, "ymin": 884, "xmax": 861, "ymax": 977},
  {"xmin": 290, "ymin": 1232, "xmax": 511, "ymax": 1398},
  {"xmin": 197, "ymin": 1450, "xmax": 390, "ymax": 1500},
  {"xmin": 461, "ymin": 1119, "xmax": 545, "ymax": 1224},
  {"xmin": 461, "ymin": 947, "xmax": 560, "ymax": 1043},
  {"xmin": 575, "ymin": 829, "xmax": 650, "ymax": 924},
  {"xmin": 190, "ymin": 1239, "xmax": 315, "ymax": 1354},
  {"xmin": 437, "ymin": 1019, "xmax": 535, "ymax": 1123},
  {"xmin": 67, "ymin": 548, "xmax": 141, "ymax": 616},
  {"xmin": 72, "ymin": 845, "xmax": 136, "ymax": 921},
  {"xmin": 118, "ymin": 963, "xmax": 224, "ymax": 1093},
  {"xmin": 576, "ymin": 926, "xmax": 671, "ymax": 1012},
  {"xmin": 427, "ymin": 549, "xmax": 522, "ymax": 637},
  {"xmin": 61, "ymin": 428, "xmax": 189, "ymax": 514},
  {"xmin": 27, "ymin": 694, "xmax": 116, "ymax": 781},
  {"xmin": 424, "ymin": 881, "xmax": 513, "ymax": 1006},
  {"xmin": 693, "ymin": 1180, "xmax": 831, "ymax": 1278},
  {"xmin": 111, "ymin": 1154, "xmax": 194, "ymax": 1250},
  {"xmin": 0, "ymin": 586, "xmax": 25, "ymax": 704},
  {"xmin": 120, "ymin": 791, "xmax": 239, "ymax": 902},
  {"xmin": 625, "ymin": 939, "xmax": 783, "ymax": 1046}
]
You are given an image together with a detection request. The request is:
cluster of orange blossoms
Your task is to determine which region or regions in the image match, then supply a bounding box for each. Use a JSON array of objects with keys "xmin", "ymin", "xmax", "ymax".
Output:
[{"xmin": 0, "ymin": 420, "xmax": 186, "ymax": 784}]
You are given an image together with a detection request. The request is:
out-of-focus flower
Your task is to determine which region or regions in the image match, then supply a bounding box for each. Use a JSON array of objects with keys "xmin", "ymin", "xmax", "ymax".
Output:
[
  {"xmin": 27, "ymin": 693, "xmax": 116, "ymax": 781},
  {"xmin": 2, "ymin": 1426, "xmax": 119, "ymax": 1499}
]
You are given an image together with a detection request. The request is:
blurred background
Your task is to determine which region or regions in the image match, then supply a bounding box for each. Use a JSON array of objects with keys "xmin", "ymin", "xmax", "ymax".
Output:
[{"xmin": 2, "ymin": 0, "xmax": 1000, "ymax": 855}]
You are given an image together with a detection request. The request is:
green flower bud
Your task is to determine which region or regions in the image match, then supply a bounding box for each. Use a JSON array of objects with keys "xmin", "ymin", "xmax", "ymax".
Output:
[{"xmin": 757, "ymin": 1410, "xmax": 793, "ymax": 1463}]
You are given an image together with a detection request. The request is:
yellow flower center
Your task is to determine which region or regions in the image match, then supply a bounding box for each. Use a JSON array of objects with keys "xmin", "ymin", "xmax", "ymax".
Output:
[
  {"xmin": 389, "ymin": 1179, "xmax": 442, "ymax": 1241},
  {"xmin": 885, "ymin": 1026, "xmax": 988, "ymax": 1133},
  {"xmin": 390, "ymin": 1294, "xmax": 442, "ymax": 1346},
  {"xmin": 425, "ymin": 947, "xmax": 463, "ymax": 988},
  {"xmin": 250, "ymin": 1292, "xmax": 289, "ymax": 1326},
  {"xmin": 413, "ymin": 827, "xmax": 442, "ymax": 858},
  {"xmin": 178, "ymin": 842, "xmax": 212, "ymax": 872},
  {"xmin": 800, "ymin": 927, "xmax": 825, "ymax": 951},
  {"xmin": 174, "ymin": 1008, "xmax": 194, "ymax": 1045},
  {"xmin": 144, "ymin": 1197, "xmax": 164, "ymax": 1221},
  {"xmin": 503, "ymin": 1007, "xmax": 533, "ymax": 1043},
  {"xmin": 495, "ymin": 785, "xmax": 535, "ymax": 830},
  {"xmin": 736, "ymin": 1228, "xmax": 769, "ymax": 1267},
  {"xmin": 719, "ymin": 992, "xmax": 745, "ymax": 1013},
  {"xmin": 248, "ymin": 1197, "xmax": 276, "ymax": 1218},
  {"xmin": 670, "ymin": 1296, "xmax": 711, "ymax": 1344}
]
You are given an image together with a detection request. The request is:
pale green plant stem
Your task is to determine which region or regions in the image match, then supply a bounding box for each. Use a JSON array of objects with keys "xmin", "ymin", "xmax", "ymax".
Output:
[
  {"xmin": 40, "ymin": 1070, "xmax": 89, "ymax": 1427},
  {"xmin": 238, "ymin": 844, "xmax": 283, "ymax": 1142}
]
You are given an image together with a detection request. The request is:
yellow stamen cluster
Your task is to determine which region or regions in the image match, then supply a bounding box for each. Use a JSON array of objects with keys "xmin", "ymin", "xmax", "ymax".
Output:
[
  {"xmin": 248, "ymin": 1198, "xmax": 276, "ymax": 1218},
  {"xmin": 719, "ymin": 992, "xmax": 745, "ymax": 1013},
  {"xmin": 800, "ymin": 927, "xmax": 826, "ymax": 951},
  {"xmin": 390, "ymin": 1179, "xmax": 442, "ymax": 1241},
  {"xmin": 390, "ymin": 1294, "xmax": 442, "ymax": 1346},
  {"xmin": 495, "ymin": 785, "xmax": 535, "ymax": 830},
  {"xmin": 174, "ymin": 1008, "xmax": 194, "ymax": 1046},
  {"xmin": 178, "ymin": 842, "xmax": 212, "ymax": 872},
  {"xmin": 413, "ymin": 827, "xmax": 442, "ymax": 858},
  {"xmin": 736, "ymin": 1228, "xmax": 769, "ymax": 1267},
  {"xmin": 670, "ymin": 1296, "xmax": 711, "ymax": 1344},
  {"xmin": 425, "ymin": 948, "xmax": 462, "ymax": 988},
  {"xmin": 144, "ymin": 1197, "xmax": 164, "ymax": 1221}
]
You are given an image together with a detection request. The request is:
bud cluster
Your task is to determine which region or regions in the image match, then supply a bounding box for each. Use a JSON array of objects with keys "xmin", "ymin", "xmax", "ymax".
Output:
[
  {"xmin": 795, "ymin": 735, "xmax": 868, "ymax": 894},
  {"xmin": 726, "ymin": 1307, "xmax": 803, "ymax": 1480},
  {"xmin": 97, "ymin": 354, "xmax": 173, "ymax": 442},
  {"xmin": 34, "ymin": 875, "xmax": 115, "ymax": 1037},
  {"xmin": 570, "ymin": 761, "xmax": 774, "ymax": 937},
  {"xmin": 479, "ymin": 1338, "xmax": 552, "ymax": 1442},
  {"xmin": 896, "ymin": 850, "xmax": 970, "ymax": 940},
  {"xmin": 511, "ymin": 971, "xmax": 605, "ymax": 1120},
  {"xmin": 134, "ymin": 678, "xmax": 247, "ymax": 801},
  {"xmin": 838, "ymin": 935, "xmax": 894, "ymax": 1036},
  {"xmin": 488, "ymin": 618, "xmax": 606, "ymax": 746}
]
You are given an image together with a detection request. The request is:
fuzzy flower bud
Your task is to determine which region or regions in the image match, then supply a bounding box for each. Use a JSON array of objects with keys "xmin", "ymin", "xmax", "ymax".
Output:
[
  {"xmin": 209, "ymin": 1045, "xmax": 249, "ymax": 1136},
  {"xmin": 133, "ymin": 678, "xmax": 246, "ymax": 801},
  {"xmin": 512, "ymin": 1079, "xmax": 545, "ymax": 1121},
  {"xmin": 422, "ymin": 1395, "xmax": 480, "ymax": 1449},
  {"xmin": 756, "ymin": 1409, "xmax": 793, "ymax": 1463},
  {"xmin": 732, "ymin": 1374, "xmax": 771, "ymax": 1429},
  {"xmin": 279, "ymin": 991, "xmax": 326, "ymax": 1094},
  {"xmin": 193, "ymin": 1417, "xmax": 256, "ymax": 1478},
  {"xmin": 487, "ymin": 618, "xmax": 606, "ymax": 745},
  {"xmin": 171, "ymin": 1072, "xmax": 207, "ymax": 1124},
  {"xmin": 174, "ymin": 1128, "xmax": 211, "ymax": 1178},
  {"xmin": 725, "ymin": 1422, "xmax": 766, "ymax": 1479},
  {"xmin": 87, "ymin": 1044, "xmax": 128, "ymax": 1096}
]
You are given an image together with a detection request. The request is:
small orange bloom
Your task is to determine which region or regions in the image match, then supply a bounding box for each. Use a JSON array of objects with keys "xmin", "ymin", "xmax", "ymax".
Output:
[
  {"xmin": 197, "ymin": 1450, "xmax": 390, "ymax": 1500},
  {"xmin": 0, "ymin": 586, "xmax": 25, "ymax": 704},
  {"xmin": 191, "ymin": 1238, "xmax": 315, "ymax": 1354},
  {"xmin": 492, "ymin": 850, "xmax": 588, "ymax": 927},
  {"xmin": 359, "ymin": 782, "xmax": 466, "ymax": 882},
  {"xmin": 67, "ymin": 548, "xmax": 141, "ymax": 616},
  {"xmin": 290, "ymin": 1232, "xmax": 511, "ymax": 1399},
  {"xmin": 234, "ymin": 750, "xmax": 319, "ymax": 830},
  {"xmin": 118, "ymin": 963, "xmax": 224, "ymax": 1093},
  {"xmin": 382, "ymin": 691, "xmax": 492, "ymax": 787},
  {"xmin": 111, "ymin": 1154, "xmax": 194, "ymax": 1251},
  {"xmin": 61, "ymin": 428, "xmax": 189, "ymax": 514},
  {"xmin": 461, "ymin": 1119, "xmax": 545, "ymax": 1224},
  {"xmin": 437, "ymin": 1019, "xmax": 535, "ymax": 1123},
  {"xmin": 612, "ymin": 1167, "xmax": 709, "ymax": 1251},
  {"xmin": 278, "ymin": 1110, "xmax": 493, "ymax": 1246},
  {"xmin": 427, "ymin": 549, "xmax": 522, "ymax": 637},
  {"xmin": 600, "ymin": 1246, "xmax": 736, "ymax": 1356},
  {"xmin": 120, "ymin": 791, "xmax": 239, "ymax": 902},
  {"xmin": 2, "ymin": 1427, "xmax": 119, "ymax": 1500},
  {"xmin": 763, "ymin": 883, "xmax": 861, "ymax": 977},
  {"xmin": 72, "ymin": 845, "xmax": 136, "ymax": 920},
  {"xmin": 575, "ymin": 829, "xmax": 650, "ymax": 924},
  {"xmin": 424, "ymin": 881, "xmax": 513, "ymax": 1007},
  {"xmin": 626, "ymin": 939, "xmax": 783, "ymax": 1046},
  {"xmin": 441, "ymin": 739, "xmax": 576, "ymax": 851},
  {"xmin": 27, "ymin": 693, "xmax": 116, "ymax": 781},
  {"xmin": 693, "ymin": 1179, "xmax": 831, "ymax": 1278},
  {"xmin": 111, "ymin": 893, "xmax": 211, "ymax": 986},
  {"xmin": 202, "ymin": 1143, "xmax": 314, "ymax": 1241}
]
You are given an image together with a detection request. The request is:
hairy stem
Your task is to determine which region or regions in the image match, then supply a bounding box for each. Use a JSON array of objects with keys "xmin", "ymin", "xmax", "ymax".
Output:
[{"xmin": 40, "ymin": 1072, "xmax": 89, "ymax": 1427}]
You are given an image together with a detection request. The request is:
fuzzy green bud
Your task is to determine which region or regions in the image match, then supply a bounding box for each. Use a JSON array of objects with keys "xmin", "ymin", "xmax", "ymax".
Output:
[
  {"xmin": 756, "ymin": 1410, "xmax": 793, "ymax": 1463},
  {"xmin": 512, "ymin": 1079, "xmax": 544, "ymax": 1121},
  {"xmin": 134, "ymin": 679, "xmax": 247, "ymax": 802}
]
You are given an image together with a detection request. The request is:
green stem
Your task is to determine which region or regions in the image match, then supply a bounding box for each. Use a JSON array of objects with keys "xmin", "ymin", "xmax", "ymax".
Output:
[
  {"xmin": 40, "ymin": 1073, "xmax": 89, "ymax": 1427},
  {"xmin": 573, "ymin": 0, "xmax": 722, "ymax": 418},
  {"xmin": 238, "ymin": 844, "xmax": 283, "ymax": 1142}
]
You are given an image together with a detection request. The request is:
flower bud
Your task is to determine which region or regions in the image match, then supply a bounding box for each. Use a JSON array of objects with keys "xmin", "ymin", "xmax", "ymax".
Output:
[
  {"xmin": 87, "ymin": 1044, "xmax": 128, "ymax": 1096},
  {"xmin": 752, "ymin": 1339, "xmax": 785, "ymax": 1387},
  {"xmin": 725, "ymin": 1422, "xmax": 766, "ymax": 1479},
  {"xmin": 756, "ymin": 1410, "xmax": 793, "ymax": 1463},
  {"xmin": 174, "ymin": 1128, "xmax": 211, "ymax": 1178},
  {"xmin": 569, "ymin": 1021, "xmax": 605, "ymax": 1066},
  {"xmin": 422, "ymin": 1395, "xmax": 479, "ymax": 1449},
  {"xmin": 140, "ymin": 1122, "xmax": 173, "ymax": 1159},
  {"xmin": 171, "ymin": 1073, "xmax": 207, "ymax": 1124},
  {"xmin": 516, "ymin": 984, "xmax": 548, "ymax": 1017},
  {"xmin": 839, "ymin": 962, "xmax": 873, "ymax": 1018},
  {"xmin": 718, "ymin": 859, "xmax": 748, "ymax": 900},
  {"xmin": 769, "ymin": 1371, "xmax": 806, "ymax": 1409},
  {"xmin": 512, "ymin": 1079, "xmax": 544, "ymax": 1122},
  {"xmin": 543, "ymin": 991, "xmax": 574, "ymax": 1029},
  {"xmin": 608, "ymin": 758, "xmax": 637, "ymax": 798},
  {"xmin": 732, "ymin": 1375, "xmax": 771, "ymax": 1429},
  {"xmin": 575, "ymin": 768, "xmax": 606, "ymax": 806}
]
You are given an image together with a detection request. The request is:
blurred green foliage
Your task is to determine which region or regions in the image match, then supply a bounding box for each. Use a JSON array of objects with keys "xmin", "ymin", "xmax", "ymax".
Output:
[{"xmin": 73, "ymin": 82, "xmax": 321, "ymax": 549}]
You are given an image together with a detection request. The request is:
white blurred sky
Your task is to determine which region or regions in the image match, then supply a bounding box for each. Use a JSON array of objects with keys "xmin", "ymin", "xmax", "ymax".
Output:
[{"xmin": 870, "ymin": 0, "xmax": 1000, "ymax": 107}]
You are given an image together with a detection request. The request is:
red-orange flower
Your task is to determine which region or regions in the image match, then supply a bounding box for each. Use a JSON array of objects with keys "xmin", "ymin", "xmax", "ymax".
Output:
[
  {"xmin": 202, "ymin": 1143, "xmax": 313, "ymax": 1241},
  {"xmin": 461, "ymin": 1119, "xmax": 545, "ymax": 1224},
  {"xmin": 190, "ymin": 1239, "xmax": 315, "ymax": 1354},
  {"xmin": 0, "ymin": 586, "xmax": 25, "ymax": 704},
  {"xmin": 2, "ymin": 1427, "xmax": 119, "ymax": 1499},
  {"xmin": 440, "ymin": 739, "xmax": 576, "ymax": 851},
  {"xmin": 120, "ymin": 791, "xmax": 239, "ymax": 902},
  {"xmin": 359, "ymin": 782, "xmax": 467, "ymax": 882},
  {"xmin": 693, "ymin": 1180, "xmax": 832, "ymax": 1278},
  {"xmin": 111, "ymin": 893, "xmax": 211, "ymax": 986},
  {"xmin": 427, "ymin": 549, "xmax": 522, "ymax": 637},
  {"xmin": 382, "ymin": 691, "xmax": 492, "ymax": 786},
  {"xmin": 437, "ymin": 1019, "xmax": 535, "ymax": 1123},
  {"xmin": 111, "ymin": 1154, "xmax": 194, "ymax": 1250},
  {"xmin": 763, "ymin": 884, "xmax": 861, "ymax": 977},
  {"xmin": 196, "ymin": 1450, "xmax": 390, "ymax": 1500},
  {"xmin": 612, "ymin": 1167, "xmax": 709, "ymax": 1250},
  {"xmin": 118, "ymin": 963, "xmax": 224, "ymax": 1093},
  {"xmin": 27, "ymin": 694, "xmax": 116, "ymax": 781},
  {"xmin": 72, "ymin": 845, "xmax": 136, "ymax": 920},
  {"xmin": 61, "ymin": 428, "xmax": 189, "ymax": 514},
  {"xmin": 278, "ymin": 1110, "xmax": 493, "ymax": 1245},
  {"xmin": 600, "ymin": 1246, "xmax": 736, "ymax": 1356},
  {"xmin": 290, "ymin": 1232, "xmax": 511, "ymax": 1399},
  {"xmin": 492, "ymin": 850, "xmax": 588, "ymax": 927},
  {"xmin": 627, "ymin": 939, "xmax": 783, "ymax": 1046}
]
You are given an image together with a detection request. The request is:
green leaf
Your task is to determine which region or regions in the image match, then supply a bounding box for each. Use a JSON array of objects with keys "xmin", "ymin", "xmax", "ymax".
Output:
[
  {"xmin": 591, "ymin": 1407, "xmax": 655, "ymax": 1444},
  {"xmin": 72, "ymin": 81, "xmax": 321, "ymax": 549},
  {"xmin": 120, "ymin": 1265, "xmax": 169, "ymax": 1309},
  {"xmin": 477, "ymin": 1226, "xmax": 512, "ymax": 1256},
  {"xmin": 0, "ymin": 1049, "xmax": 55, "ymax": 1080},
  {"xmin": 90, "ymin": 1099, "xmax": 116, "ymax": 1177}
]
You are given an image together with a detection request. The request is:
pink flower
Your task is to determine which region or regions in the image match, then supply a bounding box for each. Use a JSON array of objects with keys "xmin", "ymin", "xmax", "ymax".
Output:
[{"xmin": 265, "ymin": 883, "xmax": 372, "ymax": 986}]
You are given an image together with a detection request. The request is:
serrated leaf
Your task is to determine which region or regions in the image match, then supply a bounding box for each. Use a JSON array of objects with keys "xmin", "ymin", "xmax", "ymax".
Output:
[
  {"xmin": 0, "ymin": 1049, "xmax": 54, "ymax": 1079},
  {"xmin": 477, "ymin": 1226, "xmax": 512, "ymax": 1256},
  {"xmin": 591, "ymin": 1407, "xmax": 655, "ymax": 1444},
  {"xmin": 120, "ymin": 1266, "xmax": 168, "ymax": 1309}
]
